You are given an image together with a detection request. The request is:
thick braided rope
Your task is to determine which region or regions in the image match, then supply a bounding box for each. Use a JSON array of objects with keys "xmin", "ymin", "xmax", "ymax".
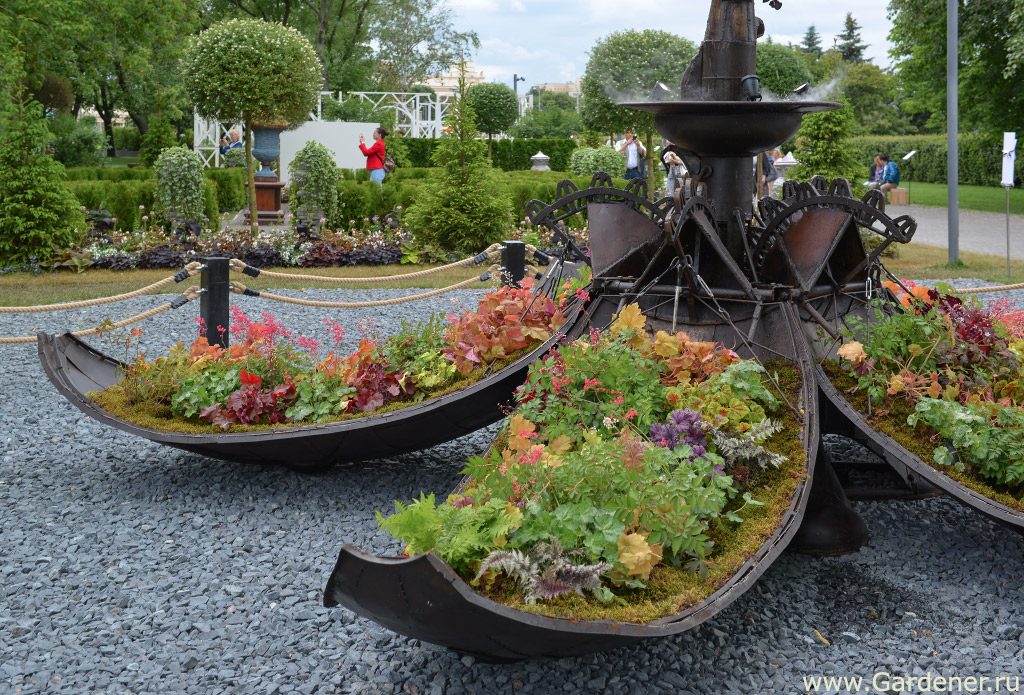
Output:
[
  {"xmin": 0, "ymin": 262, "xmax": 203, "ymax": 313},
  {"xmin": 957, "ymin": 282, "xmax": 1024, "ymax": 295},
  {"xmin": 228, "ymin": 244, "xmax": 502, "ymax": 284},
  {"xmin": 0, "ymin": 287, "xmax": 202, "ymax": 344},
  {"xmin": 230, "ymin": 269, "xmax": 496, "ymax": 309}
]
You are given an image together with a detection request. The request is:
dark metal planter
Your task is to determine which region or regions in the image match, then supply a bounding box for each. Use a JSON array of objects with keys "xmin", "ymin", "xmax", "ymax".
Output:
[
  {"xmin": 36, "ymin": 324, "xmax": 572, "ymax": 471},
  {"xmin": 324, "ymin": 293, "xmax": 822, "ymax": 660},
  {"xmin": 816, "ymin": 365, "xmax": 1024, "ymax": 530}
]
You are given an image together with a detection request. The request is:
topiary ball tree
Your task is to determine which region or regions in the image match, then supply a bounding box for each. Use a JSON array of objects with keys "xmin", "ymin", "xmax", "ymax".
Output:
[
  {"xmin": 180, "ymin": 18, "xmax": 322, "ymax": 228},
  {"xmin": 465, "ymin": 82, "xmax": 519, "ymax": 158}
]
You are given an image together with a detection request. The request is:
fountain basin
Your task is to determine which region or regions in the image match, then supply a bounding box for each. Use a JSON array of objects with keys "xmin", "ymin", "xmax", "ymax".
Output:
[{"xmin": 619, "ymin": 100, "xmax": 840, "ymax": 157}]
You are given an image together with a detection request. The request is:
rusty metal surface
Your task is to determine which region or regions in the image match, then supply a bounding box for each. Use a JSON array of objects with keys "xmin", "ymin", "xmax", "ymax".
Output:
[
  {"xmin": 324, "ymin": 295, "xmax": 820, "ymax": 660},
  {"xmin": 587, "ymin": 202, "xmax": 664, "ymax": 278}
]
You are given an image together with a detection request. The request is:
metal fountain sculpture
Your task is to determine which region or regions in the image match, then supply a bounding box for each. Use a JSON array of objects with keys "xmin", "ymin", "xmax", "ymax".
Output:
[{"xmin": 321, "ymin": 0, "xmax": 935, "ymax": 660}]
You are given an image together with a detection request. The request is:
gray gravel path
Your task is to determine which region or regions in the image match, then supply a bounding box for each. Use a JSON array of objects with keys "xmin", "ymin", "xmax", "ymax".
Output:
[{"xmin": 3, "ymin": 288, "xmax": 1024, "ymax": 694}]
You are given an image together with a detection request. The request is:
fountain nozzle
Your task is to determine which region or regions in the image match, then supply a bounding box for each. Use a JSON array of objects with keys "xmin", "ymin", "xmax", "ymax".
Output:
[{"xmin": 740, "ymin": 75, "xmax": 762, "ymax": 102}]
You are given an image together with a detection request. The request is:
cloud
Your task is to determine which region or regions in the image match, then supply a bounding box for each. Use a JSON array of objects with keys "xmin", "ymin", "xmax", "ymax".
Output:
[{"xmin": 447, "ymin": 0, "xmax": 500, "ymax": 12}]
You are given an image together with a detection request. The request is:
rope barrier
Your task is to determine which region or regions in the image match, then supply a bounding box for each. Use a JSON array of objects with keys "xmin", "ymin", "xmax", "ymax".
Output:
[
  {"xmin": 0, "ymin": 262, "xmax": 203, "ymax": 314},
  {"xmin": 230, "ymin": 266, "xmax": 498, "ymax": 309},
  {"xmin": 0, "ymin": 287, "xmax": 203, "ymax": 344},
  {"xmin": 228, "ymin": 244, "xmax": 502, "ymax": 284},
  {"xmin": 957, "ymin": 282, "xmax": 1024, "ymax": 295}
]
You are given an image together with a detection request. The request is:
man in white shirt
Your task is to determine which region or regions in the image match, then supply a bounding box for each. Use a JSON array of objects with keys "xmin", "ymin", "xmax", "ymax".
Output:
[{"xmin": 617, "ymin": 130, "xmax": 646, "ymax": 181}]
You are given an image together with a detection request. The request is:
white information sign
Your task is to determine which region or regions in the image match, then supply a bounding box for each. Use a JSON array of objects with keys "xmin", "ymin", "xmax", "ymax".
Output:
[{"xmin": 1003, "ymin": 132, "xmax": 1017, "ymax": 187}]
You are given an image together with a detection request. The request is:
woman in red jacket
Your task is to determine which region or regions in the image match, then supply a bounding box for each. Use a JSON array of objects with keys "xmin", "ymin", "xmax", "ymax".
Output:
[{"xmin": 358, "ymin": 127, "xmax": 388, "ymax": 183}]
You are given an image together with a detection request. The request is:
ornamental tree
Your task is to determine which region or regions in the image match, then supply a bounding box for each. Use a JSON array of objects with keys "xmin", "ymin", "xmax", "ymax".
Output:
[
  {"xmin": 580, "ymin": 30, "xmax": 697, "ymax": 196},
  {"xmin": 465, "ymin": 82, "xmax": 519, "ymax": 158},
  {"xmin": 180, "ymin": 18, "xmax": 322, "ymax": 228}
]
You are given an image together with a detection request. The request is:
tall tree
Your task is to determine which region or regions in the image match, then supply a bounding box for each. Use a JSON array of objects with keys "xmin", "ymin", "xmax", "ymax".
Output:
[
  {"xmin": 465, "ymin": 83, "xmax": 518, "ymax": 157},
  {"xmin": 801, "ymin": 25, "xmax": 822, "ymax": 58},
  {"xmin": 370, "ymin": 0, "xmax": 479, "ymax": 91},
  {"xmin": 1008, "ymin": 0, "xmax": 1024, "ymax": 78},
  {"xmin": 756, "ymin": 41, "xmax": 813, "ymax": 97},
  {"xmin": 580, "ymin": 30, "xmax": 697, "ymax": 137},
  {"xmin": 889, "ymin": 0, "xmax": 1023, "ymax": 134},
  {"xmin": 835, "ymin": 13, "xmax": 868, "ymax": 63}
]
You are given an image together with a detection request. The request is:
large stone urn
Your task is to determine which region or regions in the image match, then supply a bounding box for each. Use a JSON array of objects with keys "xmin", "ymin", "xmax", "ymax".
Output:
[{"xmin": 251, "ymin": 125, "xmax": 286, "ymax": 223}]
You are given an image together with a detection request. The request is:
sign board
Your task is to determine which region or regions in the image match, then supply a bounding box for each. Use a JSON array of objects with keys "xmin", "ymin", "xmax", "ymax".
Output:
[{"xmin": 1003, "ymin": 132, "xmax": 1017, "ymax": 188}]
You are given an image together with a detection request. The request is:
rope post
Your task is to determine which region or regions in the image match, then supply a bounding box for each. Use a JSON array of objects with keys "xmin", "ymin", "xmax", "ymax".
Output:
[
  {"xmin": 200, "ymin": 257, "xmax": 230, "ymax": 347},
  {"xmin": 500, "ymin": 241, "xmax": 526, "ymax": 287}
]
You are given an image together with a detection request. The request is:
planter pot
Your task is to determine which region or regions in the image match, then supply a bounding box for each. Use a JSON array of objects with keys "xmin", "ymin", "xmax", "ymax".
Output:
[{"xmin": 252, "ymin": 125, "xmax": 286, "ymax": 178}]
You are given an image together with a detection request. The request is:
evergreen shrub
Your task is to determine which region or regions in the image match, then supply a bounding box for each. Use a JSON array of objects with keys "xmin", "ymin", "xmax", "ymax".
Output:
[{"xmin": 155, "ymin": 146, "xmax": 207, "ymax": 224}]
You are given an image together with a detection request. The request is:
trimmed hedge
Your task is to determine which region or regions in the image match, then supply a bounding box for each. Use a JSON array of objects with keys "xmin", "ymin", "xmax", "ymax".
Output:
[
  {"xmin": 849, "ymin": 134, "xmax": 1024, "ymax": 186},
  {"xmin": 491, "ymin": 138, "xmax": 577, "ymax": 172},
  {"xmin": 68, "ymin": 179, "xmax": 219, "ymax": 230},
  {"xmin": 204, "ymin": 168, "xmax": 247, "ymax": 212},
  {"xmin": 336, "ymin": 170, "xmax": 626, "ymax": 228},
  {"xmin": 64, "ymin": 165, "xmax": 153, "ymax": 181},
  {"xmin": 65, "ymin": 165, "xmax": 247, "ymax": 215},
  {"xmin": 399, "ymin": 138, "xmax": 577, "ymax": 172}
]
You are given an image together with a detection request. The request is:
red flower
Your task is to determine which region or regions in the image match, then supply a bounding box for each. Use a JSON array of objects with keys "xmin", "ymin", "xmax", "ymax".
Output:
[{"xmin": 239, "ymin": 370, "xmax": 262, "ymax": 387}]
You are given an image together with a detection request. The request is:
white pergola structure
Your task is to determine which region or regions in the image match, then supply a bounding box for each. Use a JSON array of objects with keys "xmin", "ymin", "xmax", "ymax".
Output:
[{"xmin": 194, "ymin": 91, "xmax": 454, "ymax": 167}]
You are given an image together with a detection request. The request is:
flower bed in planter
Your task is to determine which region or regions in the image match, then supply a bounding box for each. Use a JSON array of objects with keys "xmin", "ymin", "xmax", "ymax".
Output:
[
  {"xmin": 829, "ymin": 280, "xmax": 1024, "ymax": 511},
  {"xmin": 377, "ymin": 305, "xmax": 806, "ymax": 623},
  {"xmin": 90, "ymin": 284, "xmax": 564, "ymax": 434}
]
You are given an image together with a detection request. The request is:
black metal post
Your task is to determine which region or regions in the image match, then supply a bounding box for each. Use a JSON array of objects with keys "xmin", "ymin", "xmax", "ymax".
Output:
[
  {"xmin": 200, "ymin": 256, "xmax": 230, "ymax": 347},
  {"xmin": 500, "ymin": 241, "xmax": 526, "ymax": 287}
]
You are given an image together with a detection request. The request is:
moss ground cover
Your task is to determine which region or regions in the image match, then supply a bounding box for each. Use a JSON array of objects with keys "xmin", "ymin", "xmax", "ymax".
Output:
[
  {"xmin": 87, "ymin": 283, "xmax": 565, "ymax": 434},
  {"xmin": 378, "ymin": 305, "xmax": 808, "ymax": 623},
  {"xmin": 829, "ymin": 281, "xmax": 1024, "ymax": 511}
]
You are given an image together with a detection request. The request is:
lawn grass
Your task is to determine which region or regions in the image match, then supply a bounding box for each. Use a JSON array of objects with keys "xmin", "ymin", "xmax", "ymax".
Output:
[
  {"xmin": 0, "ymin": 264, "xmax": 485, "ymax": 307},
  {"xmin": 900, "ymin": 181, "xmax": 1024, "ymax": 215},
  {"xmin": 886, "ymin": 243, "xmax": 1024, "ymax": 285}
]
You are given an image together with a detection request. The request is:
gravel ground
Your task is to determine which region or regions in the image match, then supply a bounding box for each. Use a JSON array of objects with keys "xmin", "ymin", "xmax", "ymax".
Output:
[{"xmin": 3, "ymin": 285, "xmax": 1024, "ymax": 694}]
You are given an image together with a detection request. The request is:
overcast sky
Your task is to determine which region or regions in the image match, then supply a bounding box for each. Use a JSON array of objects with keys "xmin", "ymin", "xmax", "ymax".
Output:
[{"xmin": 447, "ymin": 0, "xmax": 894, "ymax": 90}]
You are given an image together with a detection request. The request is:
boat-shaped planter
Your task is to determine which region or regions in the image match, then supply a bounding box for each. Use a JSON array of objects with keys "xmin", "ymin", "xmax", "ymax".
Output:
[
  {"xmin": 324, "ymin": 284, "xmax": 823, "ymax": 659},
  {"xmin": 36, "ymin": 306, "xmax": 577, "ymax": 472},
  {"xmin": 816, "ymin": 362, "xmax": 1024, "ymax": 531}
]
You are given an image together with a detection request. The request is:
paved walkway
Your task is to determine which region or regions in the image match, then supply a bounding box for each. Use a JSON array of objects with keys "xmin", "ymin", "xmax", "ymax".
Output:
[{"xmin": 889, "ymin": 203, "xmax": 1024, "ymax": 259}]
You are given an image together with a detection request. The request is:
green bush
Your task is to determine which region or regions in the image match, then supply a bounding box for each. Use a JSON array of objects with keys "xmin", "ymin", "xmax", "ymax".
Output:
[
  {"xmin": 491, "ymin": 138, "xmax": 577, "ymax": 172},
  {"xmin": 68, "ymin": 178, "xmax": 218, "ymax": 230},
  {"xmin": 289, "ymin": 141, "xmax": 340, "ymax": 228},
  {"xmin": 334, "ymin": 170, "xmax": 623, "ymax": 229},
  {"xmin": 204, "ymin": 168, "xmax": 247, "ymax": 212},
  {"xmin": 65, "ymin": 165, "xmax": 153, "ymax": 181},
  {"xmin": 221, "ymin": 147, "xmax": 247, "ymax": 168},
  {"xmin": 155, "ymin": 146, "xmax": 206, "ymax": 223},
  {"xmin": 401, "ymin": 137, "xmax": 577, "ymax": 171},
  {"xmin": 404, "ymin": 138, "xmax": 438, "ymax": 167},
  {"xmin": 569, "ymin": 146, "xmax": 624, "ymax": 177},
  {"xmin": 848, "ymin": 134, "xmax": 1024, "ymax": 186},
  {"xmin": 47, "ymin": 114, "xmax": 105, "ymax": 167},
  {"xmin": 139, "ymin": 119, "xmax": 179, "ymax": 167},
  {"xmin": 789, "ymin": 99, "xmax": 861, "ymax": 187},
  {"xmin": 403, "ymin": 80, "xmax": 514, "ymax": 254},
  {"xmin": 0, "ymin": 94, "xmax": 85, "ymax": 263},
  {"xmin": 113, "ymin": 126, "xmax": 142, "ymax": 151}
]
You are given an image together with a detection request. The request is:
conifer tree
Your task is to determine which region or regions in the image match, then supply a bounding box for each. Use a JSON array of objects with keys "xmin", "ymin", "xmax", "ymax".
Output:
[
  {"xmin": 801, "ymin": 25, "xmax": 822, "ymax": 58},
  {"xmin": 835, "ymin": 13, "xmax": 869, "ymax": 63}
]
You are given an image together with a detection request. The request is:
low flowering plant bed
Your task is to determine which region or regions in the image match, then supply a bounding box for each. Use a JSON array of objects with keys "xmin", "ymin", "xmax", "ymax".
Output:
[
  {"xmin": 377, "ymin": 305, "xmax": 807, "ymax": 623},
  {"xmin": 89, "ymin": 283, "xmax": 565, "ymax": 434},
  {"xmin": 829, "ymin": 279, "xmax": 1024, "ymax": 511}
]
